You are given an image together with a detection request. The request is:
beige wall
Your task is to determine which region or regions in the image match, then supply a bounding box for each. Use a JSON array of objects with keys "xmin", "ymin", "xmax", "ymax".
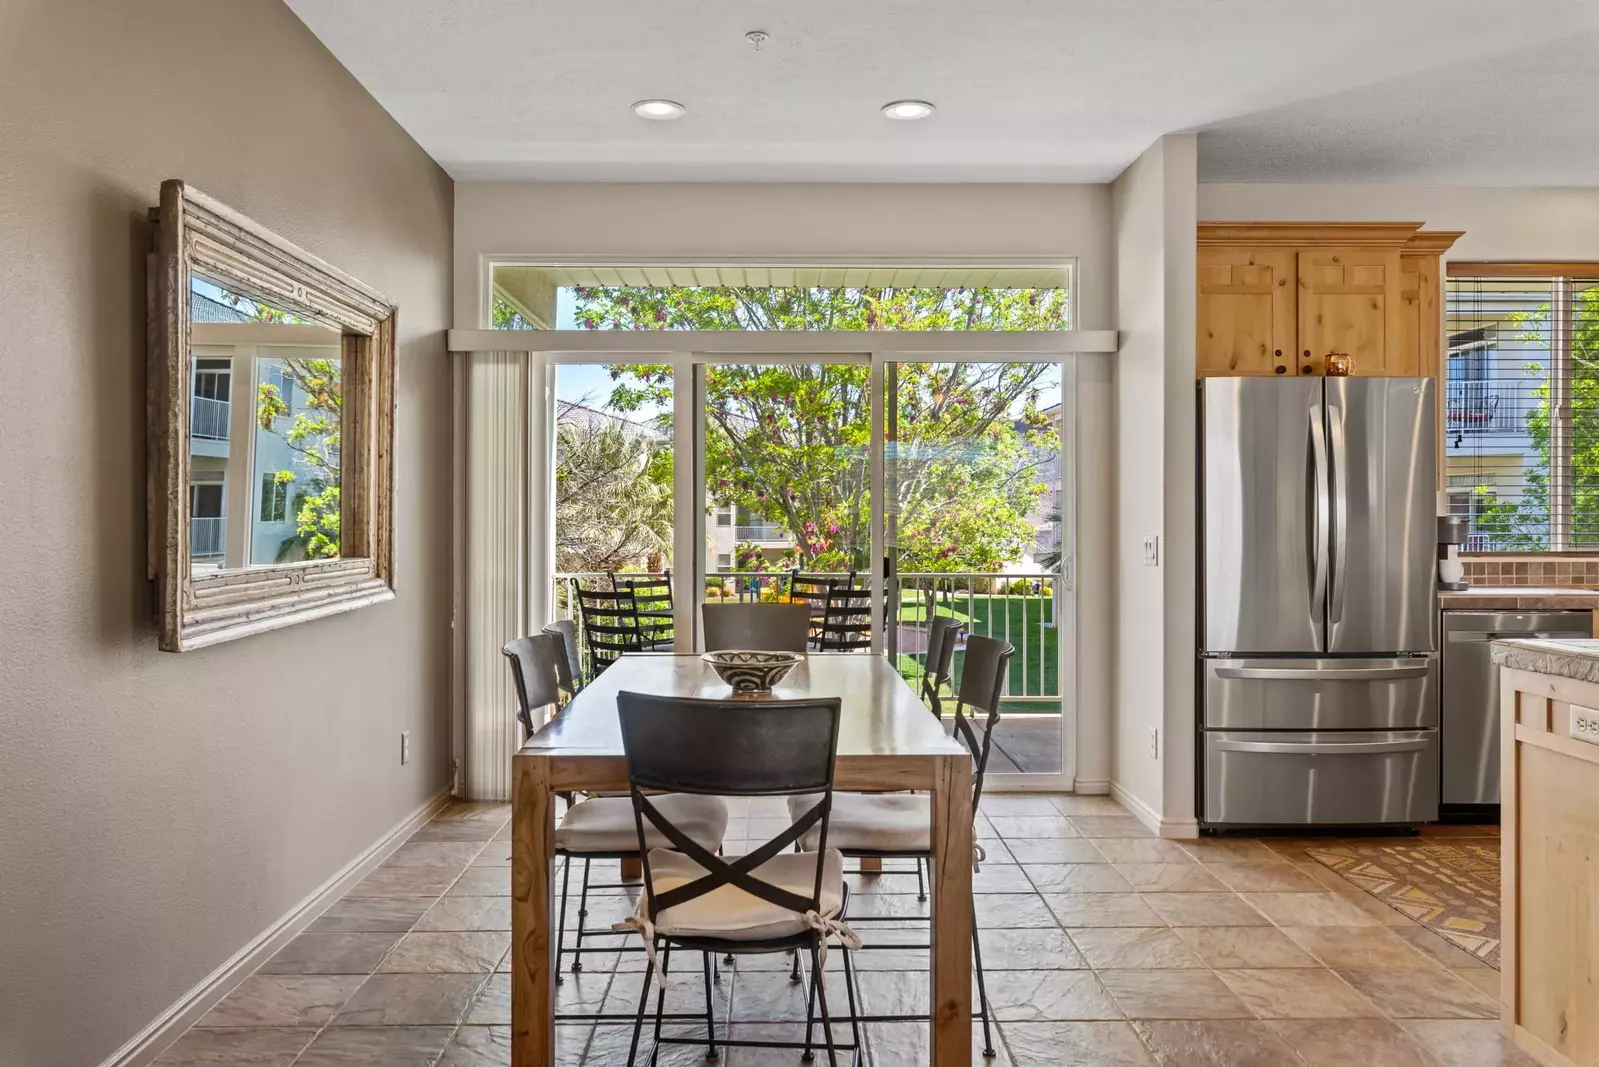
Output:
[
  {"xmin": 1111, "ymin": 135, "xmax": 1198, "ymax": 833},
  {"xmin": 0, "ymin": 3, "xmax": 454, "ymax": 1066}
]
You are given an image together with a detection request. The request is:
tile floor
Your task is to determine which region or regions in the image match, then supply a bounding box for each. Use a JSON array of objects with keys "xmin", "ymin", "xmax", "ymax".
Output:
[{"xmin": 155, "ymin": 796, "xmax": 1533, "ymax": 1067}]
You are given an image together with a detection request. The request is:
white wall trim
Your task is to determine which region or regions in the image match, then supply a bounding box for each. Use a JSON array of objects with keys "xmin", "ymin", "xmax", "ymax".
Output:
[
  {"xmin": 1071, "ymin": 778, "xmax": 1110, "ymax": 796},
  {"xmin": 97, "ymin": 790, "xmax": 452, "ymax": 1067},
  {"xmin": 1110, "ymin": 780, "xmax": 1201, "ymax": 839},
  {"xmin": 447, "ymin": 328, "xmax": 1119, "ymax": 356}
]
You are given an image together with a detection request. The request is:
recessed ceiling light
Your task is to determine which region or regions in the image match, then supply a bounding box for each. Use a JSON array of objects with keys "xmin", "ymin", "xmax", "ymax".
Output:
[
  {"xmin": 881, "ymin": 99, "xmax": 935, "ymax": 121},
  {"xmin": 632, "ymin": 99, "xmax": 686, "ymax": 121}
]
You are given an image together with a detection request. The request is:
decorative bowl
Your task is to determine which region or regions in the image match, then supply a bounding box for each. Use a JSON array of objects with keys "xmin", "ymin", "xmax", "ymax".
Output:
[{"xmin": 701, "ymin": 650, "xmax": 804, "ymax": 693}]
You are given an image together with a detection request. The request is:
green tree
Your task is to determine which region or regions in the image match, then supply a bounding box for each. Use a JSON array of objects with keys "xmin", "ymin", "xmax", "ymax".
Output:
[
  {"xmin": 554, "ymin": 406, "xmax": 674, "ymax": 572},
  {"xmin": 256, "ymin": 358, "xmax": 342, "ymax": 560},
  {"xmin": 580, "ymin": 286, "xmax": 1063, "ymax": 573},
  {"xmin": 1472, "ymin": 287, "xmax": 1599, "ymax": 549}
]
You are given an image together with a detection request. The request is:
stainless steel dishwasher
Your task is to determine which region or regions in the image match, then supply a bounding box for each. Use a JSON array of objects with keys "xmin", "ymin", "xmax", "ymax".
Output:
[{"xmin": 1441, "ymin": 610, "xmax": 1592, "ymax": 808}]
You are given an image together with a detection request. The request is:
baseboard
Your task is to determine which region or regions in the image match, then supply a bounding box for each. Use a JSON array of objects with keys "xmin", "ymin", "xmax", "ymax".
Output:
[
  {"xmin": 98, "ymin": 789, "xmax": 452, "ymax": 1067},
  {"xmin": 1109, "ymin": 781, "xmax": 1163, "ymax": 834},
  {"xmin": 1157, "ymin": 818, "xmax": 1201, "ymax": 840},
  {"xmin": 1071, "ymin": 778, "xmax": 1110, "ymax": 796}
]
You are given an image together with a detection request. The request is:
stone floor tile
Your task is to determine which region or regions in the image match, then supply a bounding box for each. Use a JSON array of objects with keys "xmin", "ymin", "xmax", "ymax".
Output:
[
  {"xmin": 1213, "ymin": 968, "xmax": 1381, "ymax": 1018},
  {"xmin": 1391, "ymin": 926, "xmax": 1489, "ymax": 969},
  {"xmin": 1335, "ymin": 968, "xmax": 1502, "ymax": 1019},
  {"xmin": 1067, "ymin": 928, "xmax": 1206, "ymax": 969},
  {"xmin": 1335, "ymin": 890, "xmax": 1417, "ymax": 927},
  {"xmin": 1130, "ymin": 1019, "xmax": 1304, "ymax": 1067},
  {"xmin": 292, "ymin": 1025, "xmax": 455, "ymax": 1066},
  {"xmin": 983, "ymin": 969, "xmax": 1123, "ymax": 1021},
  {"xmin": 989, "ymin": 816, "xmax": 1081, "ymax": 839},
  {"xmin": 259, "ymin": 932, "xmax": 403, "ymax": 975},
  {"xmin": 446, "ymin": 867, "xmax": 512, "ymax": 897},
  {"xmin": 980, "ymin": 795, "xmax": 1069, "ymax": 817},
  {"xmin": 1089, "ymin": 838, "xmax": 1194, "ymax": 864},
  {"xmin": 1002, "ymin": 838, "xmax": 1107, "ymax": 865},
  {"xmin": 471, "ymin": 840, "xmax": 512, "ymax": 866},
  {"xmin": 1043, "ymin": 892, "xmax": 1165, "ymax": 928},
  {"xmin": 410, "ymin": 820, "xmax": 503, "ymax": 843},
  {"xmin": 1400, "ymin": 1019, "xmax": 1545, "ymax": 1066},
  {"xmin": 438, "ymin": 1025, "xmax": 511, "ymax": 1067},
  {"xmin": 1267, "ymin": 1018, "xmax": 1437, "ymax": 1067},
  {"xmin": 865, "ymin": 1021, "xmax": 1014, "ymax": 1066},
  {"xmin": 385, "ymin": 841, "xmax": 486, "ymax": 868},
  {"xmin": 346, "ymin": 865, "xmax": 463, "ymax": 898},
  {"xmin": 1170, "ymin": 927, "xmax": 1320, "ymax": 969},
  {"xmin": 1021, "ymin": 863, "xmax": 1134, "ymax": 894},
  {"xmin": 1202, "ymin": 862, "xmax": 1325, "ymax": 893},
  {"xmin": 415, "ymin": 895, "xmax": 512, "ymax": 932},
  {"xmin": 1111, "ymin": 864, "xmax": 1227, "ymax": 893},
  {"xmin": 1096, "ymin": 970, "xmax": 1253, "ymax": 1020},
  {"xmin": 197, "ymin": 975, "xmax": 365, "ymax": 1028},
  {"xmin": 1176, "ymin": 838, "xmax": 1281, "ymax": 863},
  {"xmin": 1069, "ymin": 816, "xmax": 1155, "ymax": 839},
  {"xmin": 999, "ymin": 1021, "xmax": 1158, "ymax": 1066},
  {"xmin": 977, "ymin": 926, "xmax": 1086, "ymax": 969},
  {"xmin": 378, "ymin": 931, "xmax": 510, "ymax": 973},
  {"xmin": 1453, "ymin": 968, "xmax": 1501, "ymax": 997},
  {"xmin": 1280, "ymin": 925, "xmax": 1439, "ymax": 969},
  {"xmin": 971, "ymin": 863, "xmax": 1042, "ymax": 893},
  {"xmin": 973, "ymin": 892, "xmax": 1062, "ymax": 928},
  {"xmin": 331, "ymin": 972, "xmax": 488, "ymax": 1026},
  {"xmin": 308, "ymin": 898, "xmax": 434, "ymax": 934},
  {"xmin": 726, "ymin": 968, "xmax": 848, "ymax": 1023},
  {"xmin": 153, "ymin": 1027, "xmax": 315, "ymax": 1066},
  {"xmin": 1139, "ymin": 893, "xmax": 1267, "ymax": 928},
  {"xmin": 1238, "ymin": 892, "xmax": 1382, "ymax": 927},
  {"xmin": 1049, "ymin": 795, "xmax": 1128, "ymax": 816}
]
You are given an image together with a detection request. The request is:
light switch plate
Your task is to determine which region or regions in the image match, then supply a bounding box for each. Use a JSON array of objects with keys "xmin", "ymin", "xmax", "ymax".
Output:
[
  {"xmin": 401, "ymin": 731, "xmax": 411, "ymax": 765},
  {"xmin": 1572, "ymin": 705, "xmax": 1599, "ymax": 745},
  {"xmin": 1142, "ymin": 535, "xmax": 1160, "ymax": 567}
]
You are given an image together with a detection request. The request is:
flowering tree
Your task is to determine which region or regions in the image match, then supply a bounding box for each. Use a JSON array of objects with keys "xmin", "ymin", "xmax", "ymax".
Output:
[{"xmin": 584, "ymin": 286, "xmax": 1063, "ymax": 573}]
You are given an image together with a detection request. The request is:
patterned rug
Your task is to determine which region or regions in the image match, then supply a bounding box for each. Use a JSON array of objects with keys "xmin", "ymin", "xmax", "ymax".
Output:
[{"xmin": 1305, "ymin": 840, "xmax": 1502, "ymax": 968}]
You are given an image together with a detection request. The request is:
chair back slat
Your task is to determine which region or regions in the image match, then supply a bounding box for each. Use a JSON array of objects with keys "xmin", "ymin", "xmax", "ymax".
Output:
[
  {"xmin": 951, "ymin": 633, "xmax": 1014, "ymax": 812},
  {"xmin": 611, "ymin": 571, "xmax": 674, "ymax": 647},
  {"xmin": 501, "ymin": 633, "xmax": 562, "ymax": 736},
  {"xmin": 701, "ymin": 602, "xmax": 811, "ymax": 653},
  {"xmin": 575, "ymin": 586, "xmax": 643, "ymax": 676},
  {"xmin": 818, "ymin": 587, "xmax": 872, "ymax": 651},
  {"xmin": 920, "ymin": 615, "xmax": 957, "ymax": 717},
  {"xmin": 541, "ymin": 619, "xmax": 583, "ymax": 697}
]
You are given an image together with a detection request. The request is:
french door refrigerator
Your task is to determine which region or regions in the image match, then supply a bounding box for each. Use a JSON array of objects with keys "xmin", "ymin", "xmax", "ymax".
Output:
[{"xmin": 1199, "ymin": 377, "xmax": 1438, "ymax": 827}]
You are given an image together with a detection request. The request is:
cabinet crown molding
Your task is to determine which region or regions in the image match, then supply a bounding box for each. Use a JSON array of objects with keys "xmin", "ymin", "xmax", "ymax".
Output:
[{"xmin": 1198, "ymin": 221, "xmax": 1425, "ymax": 247}]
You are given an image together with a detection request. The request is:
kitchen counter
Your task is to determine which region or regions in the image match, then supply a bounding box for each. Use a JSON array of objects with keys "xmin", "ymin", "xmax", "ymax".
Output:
[
  {"xmin": 1491, "ymin": 635, "xmax": 1599, "ymax": 684},
  {"xmin": 1440, "ymin": 586, "xmax": 1599, "ymax": 619}
]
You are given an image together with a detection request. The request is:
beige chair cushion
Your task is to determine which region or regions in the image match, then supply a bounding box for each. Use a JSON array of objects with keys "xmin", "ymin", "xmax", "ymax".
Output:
[
  {"xmin": 788, "ymin": 792, "xmax": 930, "ymax": 853},
  {"xmin": 555, "ymin": 794, "xmax": 728, "ymax": 854},
  {"xmin": 636, "ymin": 847, "xmax": 846, "ymax": 941}
]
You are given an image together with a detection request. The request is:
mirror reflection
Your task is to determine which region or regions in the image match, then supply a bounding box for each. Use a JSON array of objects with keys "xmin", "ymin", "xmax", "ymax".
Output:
[{"xmin": 187, "ymin": 273, "xmax": 343, "ymax": 574}]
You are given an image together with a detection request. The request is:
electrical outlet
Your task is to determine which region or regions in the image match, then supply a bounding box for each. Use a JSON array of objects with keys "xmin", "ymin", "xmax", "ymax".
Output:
[
  {"xmin": 400, "ymin": 731, "xmax": 411, "ymax": 766},
  {"xmin": 1142, "ymin": 535, "xmax": 1160, "ymax": 567},
  {"xmin": 1149, "ymin": 727, "xmax": 1160, "ymax": 759}
]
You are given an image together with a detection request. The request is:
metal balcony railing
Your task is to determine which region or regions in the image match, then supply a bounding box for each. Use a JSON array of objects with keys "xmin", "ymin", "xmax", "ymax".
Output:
[
  {"xmin": 190, "ymin": 396, "xmax": 230, "ymax": 440},
  {"xmin": 1445, "ymin": 380, "xmax": 1525, "ymax": 435},
  {"xmin": 732, "ymin": 523, "xmax": 791, "ymax": 544},
  {"xmin": 191, "ymin": 516, "xmax": 225, "ymax": 558}
]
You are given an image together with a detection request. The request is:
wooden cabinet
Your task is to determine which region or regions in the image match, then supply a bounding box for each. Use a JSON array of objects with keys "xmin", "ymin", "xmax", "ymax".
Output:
[{"xmin": 1196, "ymin": 223, "xmax": 1460, "ymax": 380}]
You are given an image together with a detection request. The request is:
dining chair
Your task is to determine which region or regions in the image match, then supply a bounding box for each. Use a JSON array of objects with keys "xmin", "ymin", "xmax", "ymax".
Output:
[
  {"xmin": 787, "ymin": 570, "xmax": 835, "ymax": 644},
  {"xmin": 788, "ymin": 633, "xmax": 1013, "ymax": 1059},
  {"xmin": 921, "ymin": 615, "xmax": 958, "ymax": 720},
  {"xmin": 612, "ymin": 571, "xmax": 674, "ymax": 650},
  {"xmin": 701, "ymin": 601, "xmax": 811, "ymax": 653},
  {"xmin": 541, "ymin": 619, "xmax": 584, "ymax": 699},
  {"xmin": 502, "ymin": 636, "xmax": 730, "ymax": 992},
  {"xmin": 575, "ymin": 585, "xmax": 644, "ymax": 678},
  {"xmin": 817, "ymin": 586, "xmax": 873, "ymax": 652},
  {"xmin": 616, "ymin": 691, "xmax": 860, "ymax": 1067}
]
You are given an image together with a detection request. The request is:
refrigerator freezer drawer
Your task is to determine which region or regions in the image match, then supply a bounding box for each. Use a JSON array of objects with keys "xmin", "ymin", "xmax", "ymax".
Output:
[
  {"xmin": 1203, "ymin": 729, "xmax": 1439, "ymax": 826},
  {"xmin": 1202, "ymin": 656, "xmax": 1437, "ymax": 730}
]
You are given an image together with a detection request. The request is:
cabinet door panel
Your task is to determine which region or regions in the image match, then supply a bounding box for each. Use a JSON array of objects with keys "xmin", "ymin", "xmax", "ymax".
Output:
[
  {"xmin": 1197, "ymin": 247, "xmax": 1295, "ymax": 377},
  {"xmin": 1296, "ymin": 248, "xmax": 1402, "ymax": 376}
]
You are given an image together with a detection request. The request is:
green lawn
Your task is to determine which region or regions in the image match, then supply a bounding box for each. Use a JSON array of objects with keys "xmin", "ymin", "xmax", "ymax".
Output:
[{"xmin": 893, "ymin": 593, "xmax": 1059, "ymax": 707}]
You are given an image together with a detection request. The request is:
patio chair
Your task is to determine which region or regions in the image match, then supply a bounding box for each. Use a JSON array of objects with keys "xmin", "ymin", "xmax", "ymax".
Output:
[
  {"xmin": 611, "ymin": 571, "xmax": 674, "ymax": 650},
  {"xmin": 701, "ymin": 601, "xmax": 811, "ymax": 653},
  {"xmin": 788, "ymin": 633, "xmax": 1013, "ymax": 1059},
  {"xmin": 921, "ymin": 615, "xmax": 958, "ymax": 720},
  {"xmin": 541, "ymin": 619, "xmax": 584, "ymax": 699},
  {"xmin": 616, "ymin": 690, "xmax": 859, "ymax": 1066},
  {"xmin": 817, "ymin": 586, "xmax": 873, "ymax": 652},
  {"xmin": 574, "ymin": 585, "xmax": 645, "ymax": 678}
]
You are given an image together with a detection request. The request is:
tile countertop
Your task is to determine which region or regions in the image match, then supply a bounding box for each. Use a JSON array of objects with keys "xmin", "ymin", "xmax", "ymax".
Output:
[
  {"xmin": 1439, "ymin": 586, "xmax": 1599, "ymax": 615},
  {"xmin": 1491, "ymin": 636, "xmax": 1599, "ymax": 685}
]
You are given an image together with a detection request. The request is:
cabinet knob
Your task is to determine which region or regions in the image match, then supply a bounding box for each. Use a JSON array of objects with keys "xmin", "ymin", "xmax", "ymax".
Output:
[
  {"xmin": 1274, "ymin": 349, "xmax": 1282, "ymax": 358},
  {"xmin": 1275, "ymin": 365, "xmax": 1287, "ymax": 375},
  {"xmin": 1301, "ymin": 366, "xmax": 1313, "ymax": 374}
]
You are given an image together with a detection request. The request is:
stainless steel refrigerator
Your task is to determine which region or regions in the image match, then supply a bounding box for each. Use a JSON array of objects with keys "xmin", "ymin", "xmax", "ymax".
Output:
[{"xmin": 1199, "ymin": 377, "xmax": 1439, "ymax": 827}]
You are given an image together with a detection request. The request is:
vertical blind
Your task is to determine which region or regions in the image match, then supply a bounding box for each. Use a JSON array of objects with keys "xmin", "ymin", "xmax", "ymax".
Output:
[{"xmin": 1444, "ymin": 272, "xmax": 1599, "ymax": 551}]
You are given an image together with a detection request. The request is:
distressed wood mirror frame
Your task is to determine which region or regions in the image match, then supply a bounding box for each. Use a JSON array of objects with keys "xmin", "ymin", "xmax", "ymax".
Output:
[{"xmin": 148, "ymin": 180, "xmax": 396, "ymax": 651}]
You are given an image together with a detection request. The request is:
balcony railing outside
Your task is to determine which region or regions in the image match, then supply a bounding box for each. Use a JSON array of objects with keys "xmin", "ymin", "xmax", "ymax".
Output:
[
  {"xmin": 1446, "ymin": 379, "xmax": 1526, "ymax": 436},
  {"xmin": 191, "ymin": 396, "xmax": 230, "ymax": 440},
  {"xmin": 191, "ymin": 516, "xmax": 225, "ymax": 558},
  {"xmin": 552, "ymin": 569, "xmax": 1061, "ymax": 708},
  {"xmin": 732, "ymin": 523, "xmax": 791, "ymax": 544}
]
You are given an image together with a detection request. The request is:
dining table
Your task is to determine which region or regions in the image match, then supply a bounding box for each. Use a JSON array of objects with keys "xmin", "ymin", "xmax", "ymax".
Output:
[{"xmin": 510, "ymin": 651, "xmax": 976, "ymax": 1066}]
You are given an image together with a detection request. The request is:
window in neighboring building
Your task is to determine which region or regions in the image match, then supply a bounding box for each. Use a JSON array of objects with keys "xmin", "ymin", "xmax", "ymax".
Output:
[
  {"xmin": 259, "ymin": 473, "xmax": 289, "ymax": 523},
  {"xmin": 1446, "ymin": 271, "xmax": 1599, "ymax": 551},
  {"xmin": 715, "ymin": 506, "xmax": 734, "ymax": 528}
]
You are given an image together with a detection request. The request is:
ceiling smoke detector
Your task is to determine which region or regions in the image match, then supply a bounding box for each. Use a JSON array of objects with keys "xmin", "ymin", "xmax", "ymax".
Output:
[
  {"xmin": 881, "ymin": 99, "xmax": 936, "ymax": 121},
  {"xmin": 632, "ymin": 99, "xmax": 686, "ymax": 121},
  {"xmin": 745, "ymin": 30, "xmax": 769, "ymax": 50}
]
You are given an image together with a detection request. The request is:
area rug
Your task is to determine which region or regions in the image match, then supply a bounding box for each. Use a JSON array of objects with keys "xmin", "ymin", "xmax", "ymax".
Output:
[{"xmin": 1304, "ymin": 840, "xmax": 1502, "ymax": 968}]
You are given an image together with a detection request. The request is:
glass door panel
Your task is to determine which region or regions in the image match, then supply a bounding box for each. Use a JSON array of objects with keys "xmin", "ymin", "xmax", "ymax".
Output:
[{"xmin": 887, "ymin": 360, "xmax": 1067, "ymax": 776}]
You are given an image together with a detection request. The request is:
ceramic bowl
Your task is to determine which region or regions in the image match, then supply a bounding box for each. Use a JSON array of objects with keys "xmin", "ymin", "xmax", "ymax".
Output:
[{"xmin": 701, "ymin": 650, "xmax": 804, "ymax": 693}]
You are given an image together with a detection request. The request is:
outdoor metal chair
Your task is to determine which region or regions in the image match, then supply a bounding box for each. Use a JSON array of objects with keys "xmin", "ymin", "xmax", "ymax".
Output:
[{"xmin": 611, "ymin": 571, "xmax": 674, "ymax": 650}]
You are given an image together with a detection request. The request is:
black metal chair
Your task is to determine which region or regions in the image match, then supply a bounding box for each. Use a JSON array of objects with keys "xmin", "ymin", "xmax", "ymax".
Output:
[
  {"xmin": 541, "ymin": 619, "xmax": 584, "ymax": 699},
  {"xmin": 788, "ymin": 633, "xmax": 1013, "ymax": 1058},
  {"xmin": 575, "ymin": 586, "xmax": 645, "ymax": 678},
  {"xmin": 701, "ymin": 601, "xmax": 811, "ymax": 653},
  {"xmin": 787, "ymin": 571, "xmax": 837, "ymax": 645},
  {"xmin": 612, "ymin": 571, "xmax": 674, "ymax": 650},
  {"xmin": 502, "ymin": 634, "xmax": 730, "ymax": 1000},
  {"xmin": 921, "ymin": 615, "xmax": 958, "ymax": 720},
  {"xmin": 616, "ymin": 691, "xmax": 860, "ymax": 1067},
  {"xmin": 817, "ymin": 586, "xmax": 873, "ymax": 652}
]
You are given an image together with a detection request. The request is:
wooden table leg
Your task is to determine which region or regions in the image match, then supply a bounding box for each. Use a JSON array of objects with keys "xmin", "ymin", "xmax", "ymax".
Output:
[
  {"xmin": 929, "ymin": 753, "xmax": 974, "ymax": 1066},
  {"xmin": 858, "ymin": 857, "xmax": 883, "ymax": 873},
  {"xmin": 512, "ymin": 754, "xmax": 555, "ymax": 1067},
  {"xmin": 619, "ymin": 857, "xmax": 643, "ymax": 881}
]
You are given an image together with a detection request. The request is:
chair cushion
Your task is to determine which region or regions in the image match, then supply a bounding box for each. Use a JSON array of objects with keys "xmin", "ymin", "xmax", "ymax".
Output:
[
  {"xmin": 788, "ymin": 792, "xmax": 930, "ymax": 853},
  {"xmin": 555, "ymin": 794, "xmax": 728, "ymax": 854},
  {"xmin": 638, "ymin": 847, "xmax": 845, "ymax": 941}
]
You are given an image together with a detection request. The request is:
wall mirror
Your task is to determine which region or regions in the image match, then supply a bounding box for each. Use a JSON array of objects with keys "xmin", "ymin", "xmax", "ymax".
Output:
[{"xmin": 148, "ymin": 180, "xmax": 396, "ymax": 651}]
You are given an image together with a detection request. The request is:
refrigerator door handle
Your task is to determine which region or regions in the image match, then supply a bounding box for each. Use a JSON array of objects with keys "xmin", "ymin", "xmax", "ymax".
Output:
[
  {"xmin": 1214, "ymin": 738, "xmax": 1430, "ymax": 756},
  {"xmin": 1327, "ymin": 400, "xmax": 1349, "ymax": 627},
  {"xmin": 1308, "ymin": 402, "xmax": 1330, "ymax": 639},
  {"xmin": 1212, "ymin": 664, "xmax": 1432, "ymax": 682}
]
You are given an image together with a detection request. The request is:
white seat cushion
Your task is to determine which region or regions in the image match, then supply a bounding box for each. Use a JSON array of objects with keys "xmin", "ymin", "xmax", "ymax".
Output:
[
  {"xmin": 637, "ymin": 847, "xmax": 845, "ymax": 941},
  {"xmin": 555, "ymin": 794, "xmax": 728, "ymax": 854},
  {"xmin": 788, "ymin": 792, "xmax": 930, "ymax": 853}
]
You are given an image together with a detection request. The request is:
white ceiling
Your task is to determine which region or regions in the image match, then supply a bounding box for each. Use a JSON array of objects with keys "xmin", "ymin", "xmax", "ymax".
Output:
[{"xmin": 287, "ymin": 0, "xmax": 1599, "ymax": 185}]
